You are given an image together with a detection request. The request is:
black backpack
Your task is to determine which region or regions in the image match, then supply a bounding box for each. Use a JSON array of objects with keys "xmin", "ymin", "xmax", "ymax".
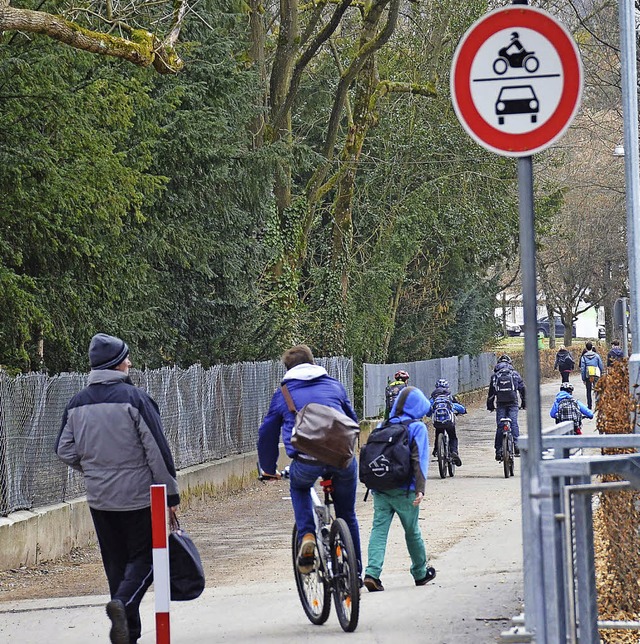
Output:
[
  {"xmin": 558, "ymin": 353, "xmax": 575, "ymax": 371},
  {"xmin": 493, "ymin": 367, "xmax": 517, "ymax": 402},
  {"xmin": 432, "ymin": 394, "xmax": 454, "ymax": 425},
  {"xmin": 359, "ymin": 420, "xmax": 412, "ymax": 491},
  {"xmin": 385, "ymin": 381, "xmax": 407, "ymax": 414}
]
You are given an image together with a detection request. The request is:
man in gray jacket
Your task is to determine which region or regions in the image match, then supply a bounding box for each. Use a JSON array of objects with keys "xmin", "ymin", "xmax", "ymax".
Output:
[{"xmin": 56, "ymin": 333, "xmax": 180, "ymax": 644}]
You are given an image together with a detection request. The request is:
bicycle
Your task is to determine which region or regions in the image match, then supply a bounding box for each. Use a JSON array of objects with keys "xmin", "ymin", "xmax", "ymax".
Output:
[
  {"xmin": 435, "ymin": 429, "xmax": 455, "ymax": 479},
  {"xmin": 258, "ymin": 465, "xmax": 360, "ymax": 632},
  {"xmin": 498, "ymin": 417, "xmax": 515, "ymax": 478}
]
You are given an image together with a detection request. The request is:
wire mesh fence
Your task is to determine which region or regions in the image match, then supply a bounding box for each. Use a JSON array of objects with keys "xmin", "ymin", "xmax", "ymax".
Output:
[{"xmin": 0, "ymin": 357, "xmax": 353, "ymax": 516}]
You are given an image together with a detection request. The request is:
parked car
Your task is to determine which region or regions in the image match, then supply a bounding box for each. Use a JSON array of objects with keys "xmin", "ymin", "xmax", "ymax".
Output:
[
  {"xmin": 495, "ymin": 318, "xmax": 522, "ymax": 337},
  {"xmin": 536, "ymin": 316, "xmax": 576, "ymax": 338}
]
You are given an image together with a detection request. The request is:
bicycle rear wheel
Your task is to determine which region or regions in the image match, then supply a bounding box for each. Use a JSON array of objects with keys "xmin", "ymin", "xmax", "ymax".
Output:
[
  {"xmin": 502, "ymin": 433, "xmax": 513, "ymax": 479},
  {"xmin": 436, "ymin": 432, "xmax": 447, "ymax": 479},
  {"xmin": 292, "ymin": 526, "xmax": 331, "ymax": 625},
  {"xmin": 329, "ymin": 518, "xmax": 360, "ymax": 632}
]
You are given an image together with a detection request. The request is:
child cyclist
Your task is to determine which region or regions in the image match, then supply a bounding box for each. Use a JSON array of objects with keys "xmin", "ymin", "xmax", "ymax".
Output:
[
  {"xmin": 549, "ymin": 382, "xmax": 593, "ymax": 434},
  {"xmin": 427, "ymin": 379, "xmax": 467, "ymax": 466}
]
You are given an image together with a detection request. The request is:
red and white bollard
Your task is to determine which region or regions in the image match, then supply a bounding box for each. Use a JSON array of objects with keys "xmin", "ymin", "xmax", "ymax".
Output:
[{"xmin": 151, "ymin": 484, "xmax": 171, "ymax": 644}]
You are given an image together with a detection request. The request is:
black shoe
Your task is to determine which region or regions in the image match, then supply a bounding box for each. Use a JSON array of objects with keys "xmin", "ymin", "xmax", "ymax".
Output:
[
  {"xmin": 415, "ymin": 567, "xmax": 436, "ymax": 586},
  {"xmin": 106, "ymin": 599, "xmax": 129, "ymax": 644},
  {"xmin": 452, "ymin": 453, "xmax": 462, "ymax": 466},
  {"xmin": 495, "ymin": 451, "xmax": 503, "ymax": 462},
  {"xmin": 514, "ymin": 446, "xmax": 520, "ymax": 457},
  {"xmin": 432, "ymin": 448, "xmax": 437, "ymax": 458},
  {"xmin": 363, "ymin": 575, "xmax": 384, "ymax": 592}
]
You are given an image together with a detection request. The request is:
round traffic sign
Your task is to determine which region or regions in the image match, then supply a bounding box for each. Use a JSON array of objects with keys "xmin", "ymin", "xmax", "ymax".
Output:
[{"xmin": 451, "ymin": 6, "xmax": 583, "ymax": 157}]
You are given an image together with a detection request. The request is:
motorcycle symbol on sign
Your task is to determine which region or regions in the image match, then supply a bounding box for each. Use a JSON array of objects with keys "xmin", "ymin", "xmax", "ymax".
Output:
[{"xmin": 493, "ymin": 32, "xmax": 540, "ymax": 75}]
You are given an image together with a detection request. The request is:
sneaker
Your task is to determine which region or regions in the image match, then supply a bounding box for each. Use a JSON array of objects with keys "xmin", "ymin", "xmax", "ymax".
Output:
[
  {"xmin": 297, "ymin": 533, "xmax": 316, "ymax": 574},
  {"xmin": 415, "ymin": 567, "xmax": 437, "ymax": 586},
  {"xmin": 106, "ymin": 599, "xmax": 129, "ymax": 644},
  {"xmin": 432, "ymin": 448, "xmax": 437, "ymax": 458},
  {"xmin": 451, "ymin": 453, "xmax": 462, "ymax": 467},
  {"xmin": 363, "ymin": 575, "xmax": 384, "ymax": 592},
  {"xmin": 514, "ymin": 446, "xmax": 521, "ymax": 457},
  {"xmin": 495, "ymin": 451, "xmax": 503, "ymax": 462}
]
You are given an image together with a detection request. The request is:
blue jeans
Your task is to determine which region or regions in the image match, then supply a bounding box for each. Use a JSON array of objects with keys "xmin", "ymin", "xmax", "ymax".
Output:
[
  {"xmin": 495, "ymin": 404, "xmax": 520, "ymax": 451},
  {"xmin": 289, "ymin": 458, "xmax": 362, "ymax": 573}
]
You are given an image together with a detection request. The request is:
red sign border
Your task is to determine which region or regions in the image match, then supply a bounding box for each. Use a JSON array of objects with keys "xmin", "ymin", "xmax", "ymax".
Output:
[{"xmin": 451, "ymin": 6, "xmax": 583, "ymax": 157}]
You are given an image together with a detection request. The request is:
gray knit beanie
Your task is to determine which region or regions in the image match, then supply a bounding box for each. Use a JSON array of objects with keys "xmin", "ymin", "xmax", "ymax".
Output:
[{"xmin": 89, "ymin": 333, "xmax": 130, "ymax": 370}]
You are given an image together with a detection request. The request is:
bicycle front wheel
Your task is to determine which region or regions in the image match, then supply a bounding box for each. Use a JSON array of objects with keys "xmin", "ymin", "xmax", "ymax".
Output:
[
  {"xmin": 447, "ymin": 451, "xmax": 456, "ymax": 478},
  {"xmin": 329, "ymin": 518, "xmax": 360, "ymax": 632},
  {"xmin": 292, "ymin": 525, "xmax": 331, "ymax": 625},
  {"xmin": 436, "ymin": 432, "xmax": 447, "ymax": 479}
]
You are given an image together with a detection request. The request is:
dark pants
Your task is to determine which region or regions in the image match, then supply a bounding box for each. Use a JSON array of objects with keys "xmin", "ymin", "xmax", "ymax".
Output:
[
  {"xmin": 434, "ymin": 421, "xmax": 458, "ymax": 454},
  {"xmin": 90, "ymin": 507, "xmax": 154, "ymax": 644},
  {"xmin": 584, "ymin": 377, "xmax": 598, "ymax": 409},
  {"xmin": 495, "ymin": 404, "xmax": 520, "ymax": 451},
  {"xmin": 289, "ymin": 458, "xmax": 362, "ymax": 574},
  {"xmin": 560, "ymin": 370, "xmax": 571, "ymax": 383}
]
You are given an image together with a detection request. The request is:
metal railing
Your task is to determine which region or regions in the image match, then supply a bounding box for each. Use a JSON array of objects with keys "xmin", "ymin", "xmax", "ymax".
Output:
[{"xmin": 503, "ymin": 424, "xmax": 640, "ymax": 643}]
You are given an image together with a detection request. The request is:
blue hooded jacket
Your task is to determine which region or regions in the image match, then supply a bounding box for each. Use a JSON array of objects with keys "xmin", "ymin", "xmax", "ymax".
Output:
[
  {"xmin": 384, "ymin": 386, "xmax": 431, "ymax": 493},
  {"xmin": 257, "ymin": 363, "xmax": 358, "ymax": 474},
  {"xmin": 550, "ymin": 390, "xmax": 593, "ymax": 420}
]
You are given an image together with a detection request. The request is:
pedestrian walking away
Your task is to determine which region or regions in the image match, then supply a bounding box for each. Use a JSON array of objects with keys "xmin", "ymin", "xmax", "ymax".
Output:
[
  {"xmin": 55, "ymin": 333, "xmax": 180, "ymax": 644},
  {"xmin": 579, "ymin": 341, "xmax": 604, "ymax": 410},
  {"xmin": 549, "ymin": 382, "xmax": 593, "ymax": 434},
  {"xmin": 486, "ymin": 354, "xmax": 526, "ymax": 462},
  {"xmin": 257, "ymin": 344, "xmax": 362, "ymax": 578},
  {"xmin": 553, "ymin": 345, "xmax": 575, "ymax": 383},
  {"xmin": 427, "ymin": 378, "xmax": 467, "ymax": 466},
  {"xmin": 607, "ymin": 339, "xmax": 625, "ymax": 368},
  {"xmin": 363, "ymin": 386, "xmax": 436, "ymax": 593}
]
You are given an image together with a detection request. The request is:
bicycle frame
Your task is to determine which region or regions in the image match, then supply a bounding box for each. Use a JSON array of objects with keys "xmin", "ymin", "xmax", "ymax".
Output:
[{"xmin": 311, "ymin": 481, "xmax": 333, "ymax": 572}]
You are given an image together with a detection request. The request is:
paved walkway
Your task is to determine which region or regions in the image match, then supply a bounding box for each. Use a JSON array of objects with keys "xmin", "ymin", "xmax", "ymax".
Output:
[{"xmin": 0, "ymin": 379, "xmax": 589, "ymax": 643}]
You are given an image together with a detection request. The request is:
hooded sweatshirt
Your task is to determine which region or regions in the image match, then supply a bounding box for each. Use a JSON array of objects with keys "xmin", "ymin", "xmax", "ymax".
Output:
[{"xmin": 385, "ymin": 386, "xmax": 431, "ymax": 494}]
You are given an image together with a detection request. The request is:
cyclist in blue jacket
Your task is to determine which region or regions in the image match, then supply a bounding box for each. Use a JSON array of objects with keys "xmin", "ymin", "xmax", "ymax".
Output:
[
  {"xmin": 427, "ymin": 379, "xmax": 467, "ymax": 466},
  {"xmin": 257, "ymin": 344, "xmax": 362, "ymax": 577},
  {"xmin": 550, "ymin": 382, "xmax": 593, "ymax": 433}
]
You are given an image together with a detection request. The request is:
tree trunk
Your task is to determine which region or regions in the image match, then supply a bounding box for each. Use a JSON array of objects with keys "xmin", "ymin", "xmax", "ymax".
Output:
[{"xmin": 546, "ymin": 302, "xmax": 556, "ymax": 349}]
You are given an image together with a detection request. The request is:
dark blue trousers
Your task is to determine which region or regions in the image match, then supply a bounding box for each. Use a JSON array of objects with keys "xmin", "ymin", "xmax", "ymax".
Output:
[
  {"xmin": 495, "ymin": 404, "xmax": 520, "ymax": 451},
  {"xmin": 90, "ymin": 507, "xmax": 154, "ymax": 643}
]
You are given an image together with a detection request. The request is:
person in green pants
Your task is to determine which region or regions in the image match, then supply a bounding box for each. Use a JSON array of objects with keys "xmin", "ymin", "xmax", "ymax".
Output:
[{"xmin": 363, "ymin": 386, "xmax": 436, "ymax": 592}]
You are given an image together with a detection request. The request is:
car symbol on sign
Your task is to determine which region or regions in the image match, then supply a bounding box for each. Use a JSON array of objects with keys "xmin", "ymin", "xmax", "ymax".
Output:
[{"xmin": 495, "ymin": 85, "xmax": 539, "ymax": 125}]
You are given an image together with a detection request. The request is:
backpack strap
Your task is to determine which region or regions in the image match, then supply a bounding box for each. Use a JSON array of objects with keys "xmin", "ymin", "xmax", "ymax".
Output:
[{"xmin": 280, "ymin": 384, "xmax": 298, "ymax": 413}]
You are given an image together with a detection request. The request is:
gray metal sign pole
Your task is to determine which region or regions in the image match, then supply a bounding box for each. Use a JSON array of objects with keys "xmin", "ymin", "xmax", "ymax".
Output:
[
  {"xmin": 619, "ymin": 0, "xmax": 640, "ymax": 429},
  {"xmin": 518, "ymin": 156, "xmax": 546, "ymax": 640}
]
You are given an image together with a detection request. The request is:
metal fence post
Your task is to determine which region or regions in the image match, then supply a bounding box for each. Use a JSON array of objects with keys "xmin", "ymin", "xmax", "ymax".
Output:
[{"xmin": 570, "ymin": 479, "xmax": 599, "ymax": 643}]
